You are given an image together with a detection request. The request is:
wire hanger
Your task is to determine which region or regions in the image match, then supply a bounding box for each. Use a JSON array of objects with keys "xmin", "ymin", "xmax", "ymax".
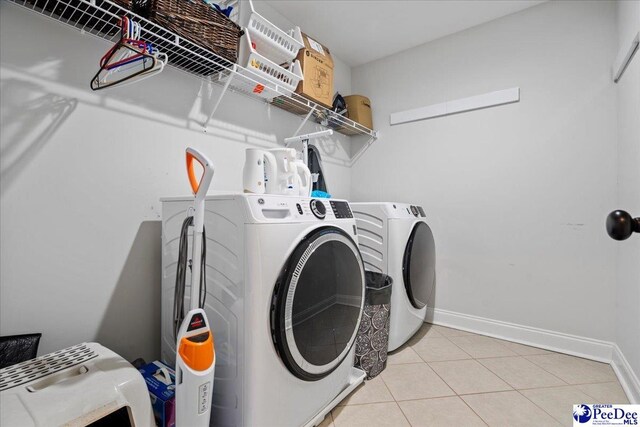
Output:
[{"xmin": 90, "ymin": 16, "xmax": 167, "ymax": 90}]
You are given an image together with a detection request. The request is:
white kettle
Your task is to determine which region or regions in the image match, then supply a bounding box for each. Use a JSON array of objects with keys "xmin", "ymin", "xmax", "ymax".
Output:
[
  {"xmin": 268, "ymin": 148, "xmax": 298, "ymax": 195},
  {"xmin": 243, "ymin": 149, "xmax": 277, "ymax": 194},
  {"xmin": 292, "ymin": 160, "xmax": 312, "ymax": 197},
  {"xmin": 268, "ymin": 148, "xmax": 313, "ymax": 196}
]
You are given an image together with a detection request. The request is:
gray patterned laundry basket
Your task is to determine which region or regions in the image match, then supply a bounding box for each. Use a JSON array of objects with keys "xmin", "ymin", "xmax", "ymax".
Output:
[{"xmin": 355, "ymin": 272, "xmax": 393, "ymax": 379}]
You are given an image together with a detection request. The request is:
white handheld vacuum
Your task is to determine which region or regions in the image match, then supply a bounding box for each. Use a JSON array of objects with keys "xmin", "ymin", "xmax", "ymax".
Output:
[{"xmin": 174, "ymin": 147, "xmax": 215, "ymax": 427}]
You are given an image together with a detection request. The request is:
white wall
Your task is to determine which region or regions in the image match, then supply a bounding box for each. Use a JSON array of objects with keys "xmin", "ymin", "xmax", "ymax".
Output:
[
  {"xmin": 350, "ymin": 1, "xmax": 619, "ymax": 342},
  {"xmin": 0, "ymin": 2, "xmax": 353, "ymax": 360},
  {"xmin": 614, "ymin": 0, "xmax": 640, "ymax": 395}
]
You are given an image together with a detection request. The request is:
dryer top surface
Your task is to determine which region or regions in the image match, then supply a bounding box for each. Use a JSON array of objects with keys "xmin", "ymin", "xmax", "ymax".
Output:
[{"xmin": 351, "ymin": 202, "xmax": 427, "ymax": 220}]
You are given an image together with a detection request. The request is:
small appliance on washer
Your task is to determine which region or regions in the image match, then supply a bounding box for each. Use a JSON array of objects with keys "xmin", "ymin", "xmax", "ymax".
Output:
[
  {"xmin": 161, "ymin": 193, "xmax": 366, "ymax": 427},
  {"xmin": 351, "ymin": 203, "xmax": 436, "ymax": 352}
]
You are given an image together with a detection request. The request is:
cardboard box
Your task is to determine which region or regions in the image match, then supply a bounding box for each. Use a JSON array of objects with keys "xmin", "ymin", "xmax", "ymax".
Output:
[
  {"xmin": 344, "ymin": 95, "xmax": 373, "ymax": 130},
  {"xmin": 139, "ymin": 361, "xmax": 176, "ymax": 427},
  {"xmin": 295, "ymin": 33, "xmax": 334, "ymax": 108}
]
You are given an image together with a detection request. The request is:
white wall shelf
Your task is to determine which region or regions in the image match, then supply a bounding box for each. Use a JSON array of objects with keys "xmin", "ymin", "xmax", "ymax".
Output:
[
  {"xmin": 8, "ymin": 0, "xmax": 378, "ymax": 159},
  {"xmin": 390, "ymin": 87, "xmax": 520, "ymax": 126}
]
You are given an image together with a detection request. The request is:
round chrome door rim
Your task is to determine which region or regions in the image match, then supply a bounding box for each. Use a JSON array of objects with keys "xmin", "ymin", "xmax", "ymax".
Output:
[{"xmin": 283, "ymin": 232, "xmax": 365, "ymax": 375}]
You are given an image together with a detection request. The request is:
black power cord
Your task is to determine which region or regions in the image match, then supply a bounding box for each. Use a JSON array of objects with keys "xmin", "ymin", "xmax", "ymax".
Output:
[{"xmin": 173, "ymin": 215, "xmax": 207, "ymax": 339}]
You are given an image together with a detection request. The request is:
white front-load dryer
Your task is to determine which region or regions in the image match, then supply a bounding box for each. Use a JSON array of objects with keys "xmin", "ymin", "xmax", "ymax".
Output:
[
  {"xmin": 351, "ymin": 202, "xmax": 436, "ymax": 352},
  {"xmin": 161, "ymin": 193, "xmax": 366, "ymax": 427}
]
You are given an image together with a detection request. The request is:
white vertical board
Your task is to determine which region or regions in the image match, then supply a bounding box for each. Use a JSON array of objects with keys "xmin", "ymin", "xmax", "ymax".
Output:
[{"xmin": 389, "ymin": 87, "xmax": 520, "ymax": 126}]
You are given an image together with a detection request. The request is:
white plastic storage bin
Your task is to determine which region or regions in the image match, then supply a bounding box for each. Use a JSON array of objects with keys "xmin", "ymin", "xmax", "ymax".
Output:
[
  {"xmin": 226, "ymin": 0, "xmax": 304, "ymax": 64},
  {"xmin": 237, "ymin": 30, "xmax": 303, "ymax": 96},
  {"xmin": 246, "ymin": 15, "xmax": 303, "ymax": 65}
]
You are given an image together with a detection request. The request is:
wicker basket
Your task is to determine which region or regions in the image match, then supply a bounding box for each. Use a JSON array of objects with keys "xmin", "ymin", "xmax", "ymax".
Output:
[{"xmin": 136, "ymin": 0, "xmax": 242, "ymax": 64}]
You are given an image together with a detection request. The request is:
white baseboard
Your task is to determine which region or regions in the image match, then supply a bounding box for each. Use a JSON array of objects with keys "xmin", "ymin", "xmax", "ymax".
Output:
[
  {"xmin": 426, "ymin": 308, "xmax": 640, "ymax": 403},
  {"xmin": 426, "ymin": 307, "xmax": 614, "ymax": 362},
  {"xmin": 611, "ymin": 344, "xmax": 640, "ymax": 404}
]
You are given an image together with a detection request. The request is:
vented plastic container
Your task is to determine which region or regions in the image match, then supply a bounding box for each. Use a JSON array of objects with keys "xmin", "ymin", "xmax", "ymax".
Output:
[
  {"xmin": 237, "ymin": 30, "xmax": 303, "ymax": 97},
  {"xmin": 246, "ymin": 19, "xmax": 303, "ymax": 65},
  {"xmin": 235, "ymin": 0, "xmax": 303, "ymax": 64}
]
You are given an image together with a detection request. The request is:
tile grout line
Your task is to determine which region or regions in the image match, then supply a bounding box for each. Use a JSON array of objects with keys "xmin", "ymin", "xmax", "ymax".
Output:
[
  {"xmin": 424, "ymin": 327, "xmax": 577, "ymax": 398},
  {"xmin": 394, "ymin": 400, "xmax": 414, "ymax": 426},
  {"xmin": 453, "ymin": 331, "xmax": 595, "ymax": 387},
  {"xmin": 475, "ymin": 356, "xmax": 570, "ymax": 390},
  {"xmin": 514, "ymin": 388, "xmax": 565, "ymax": 425},
  {"xmin": 333, "ymin": 399, "xmax": 411, "ymax": 426},
  {"xmin": 450, "ymin": 335, "xmax": 519, "ymax": 359},
  {"xmin": 523, "ymin": 354, "xmax": 593, "ymax": 386},
  {"xmin": 410, "ymin": 335, "xmax": 473, "ymax": 364},
  {"xmin": 387, "ymin": 340, "xmax": 491, "ymax": 427},
  {"xmin": 438, "ymin": 331, "xmax": 477, "ymax": 358},
  {"xmin": 421, "ymin": 328, "xmax": 494, "ymax": 426},
  {"xmin": 458, "ymin": 395, "xmax": 491, "ymax": 427},
  {"xmin": 378, "ymin": 365, "xmax": 420, "ymax": 426},
  {"xmin": 383, "ymin": 336, "xmax": 466, "ymax": 423},
  {"xmin": 519, "ymin": 355, "xmax": 575, "ymax": 386}
]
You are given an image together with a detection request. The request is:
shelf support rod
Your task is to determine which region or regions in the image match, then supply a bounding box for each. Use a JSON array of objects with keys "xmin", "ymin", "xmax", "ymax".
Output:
[
  {"xmin": 285, "ymin": 129, "xmax": 334, "ymax": 167},
  {"xmin": 203, "ymin": 74, "xmax": 234, "ymax": 130},
  {"xmin": 293, "ymin": 105, "xmax": 316, "ymax": 137},
  {"xmin": 348, "ymin": 131, "xmax": 378, "ymax": 167}
]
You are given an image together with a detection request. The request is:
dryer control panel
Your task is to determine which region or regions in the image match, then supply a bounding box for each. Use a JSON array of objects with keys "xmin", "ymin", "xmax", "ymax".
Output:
[{"xmin": 383, "ymin": 202, "xmax": 427, "ymax": 219}]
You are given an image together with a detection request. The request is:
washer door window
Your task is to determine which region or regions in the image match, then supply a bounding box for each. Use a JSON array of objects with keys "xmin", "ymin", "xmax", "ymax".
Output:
[
  {"xmin": 402, "ymin": 222, "xmax": 436, "ymax": 309},
  {"xmin": 271, "ymin": 228, "xmax": 365, "ymax": 381}
]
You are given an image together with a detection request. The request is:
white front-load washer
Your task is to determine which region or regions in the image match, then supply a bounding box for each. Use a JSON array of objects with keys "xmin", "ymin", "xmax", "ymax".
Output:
[
  {"xmin": 351, "ymin": 203, "xmax": 436, "ymax": 352},
  {"xmin": 161, "ymin": 193, "xmax": 366, "ymax": 427}
]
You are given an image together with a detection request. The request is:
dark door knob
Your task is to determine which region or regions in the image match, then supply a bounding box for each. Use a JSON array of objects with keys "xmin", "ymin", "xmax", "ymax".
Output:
[{"xmin": 606, "ymin": 210, "xmax": 640, "ymax": 240}]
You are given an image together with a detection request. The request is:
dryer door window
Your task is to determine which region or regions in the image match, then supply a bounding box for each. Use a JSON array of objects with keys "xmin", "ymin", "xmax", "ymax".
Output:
[
  {"xmin": 402, "ymin": 222, "xmax": 436, "ymax": 309},
  {"xmin": 271, "ymin": 227, "xmax": 365, "ymax": 381}
]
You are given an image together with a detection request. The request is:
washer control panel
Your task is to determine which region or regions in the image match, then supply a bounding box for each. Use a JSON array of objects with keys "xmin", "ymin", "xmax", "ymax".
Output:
[
  {"xmin": 310, "ymin": 199, "xmax": 327, "ymax": 219},
  {"xmin": 248, "ymin": 195, "xmax": 355, "ymax": 222},
  {"xmin": 330, "ymin": 201, "xmax": 353, "ymax": 219}
]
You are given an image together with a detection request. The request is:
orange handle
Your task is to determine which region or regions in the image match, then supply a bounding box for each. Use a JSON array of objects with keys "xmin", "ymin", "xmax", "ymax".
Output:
[{"xmin": 186, "ymin": 152, "xmax": 204, "ymax": 195}]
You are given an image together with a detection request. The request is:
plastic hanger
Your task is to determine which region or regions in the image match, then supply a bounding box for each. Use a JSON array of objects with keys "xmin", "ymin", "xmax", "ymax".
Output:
[
  {"xmin": 115, "ymin": 52, "xmax": 167, "ymax": 87},
  {"xmin": 90, "ymin": 16, "xmax": 166, "ymax": 90},
  {"xmin": 101, "ymin": 39, "xmax": 154, "ymax": 70},
  {"xmin": 91, "ymin": 42, "xmax": 157, "ymax": 90},
  {"xmin": 100, "ymin": 18, "xmax": 148, "ymax": 69}
]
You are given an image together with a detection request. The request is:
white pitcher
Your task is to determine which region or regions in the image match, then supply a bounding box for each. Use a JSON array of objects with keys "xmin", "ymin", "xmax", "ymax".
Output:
[
  {"xmin": 268, "ymin": 148, "xmax": 299, "ymax": 195},
  {"xmin": 243, "ymin": 149, "xmax": 277, "ymax": 194},
  {"xmin": 292, "ymin": 160, "xmax": 312, "ymax": 197}
]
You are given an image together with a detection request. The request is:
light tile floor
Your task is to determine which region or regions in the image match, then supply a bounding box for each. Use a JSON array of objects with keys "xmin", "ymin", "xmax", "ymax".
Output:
[{"xmin": 320, "ymin": 323, "xmax": 628, "ymax": 427}]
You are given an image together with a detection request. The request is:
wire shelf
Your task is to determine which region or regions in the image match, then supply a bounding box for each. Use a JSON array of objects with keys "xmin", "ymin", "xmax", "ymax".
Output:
[{"xmin": 8, "ymin": 0, "xmax": 378, "ymax": 139}]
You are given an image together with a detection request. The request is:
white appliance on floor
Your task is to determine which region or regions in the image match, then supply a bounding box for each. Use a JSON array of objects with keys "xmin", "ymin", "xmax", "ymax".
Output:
[
  {"xmin": 351, "ymin": 203, "xmax": 436, "ymax": 351},
  {"xmin": 161, "ymin": 193, "xmax": 366, "ymax": 427},
  {"xmin": 0, "ymin": 343, "xmax": 154, "ymax": 427}
]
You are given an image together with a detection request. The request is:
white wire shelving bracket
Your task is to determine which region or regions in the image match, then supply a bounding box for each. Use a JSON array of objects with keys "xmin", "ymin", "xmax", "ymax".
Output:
[{"xmin": 7, "ymin": 0, "xmax": 378, "ymax": 164}]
